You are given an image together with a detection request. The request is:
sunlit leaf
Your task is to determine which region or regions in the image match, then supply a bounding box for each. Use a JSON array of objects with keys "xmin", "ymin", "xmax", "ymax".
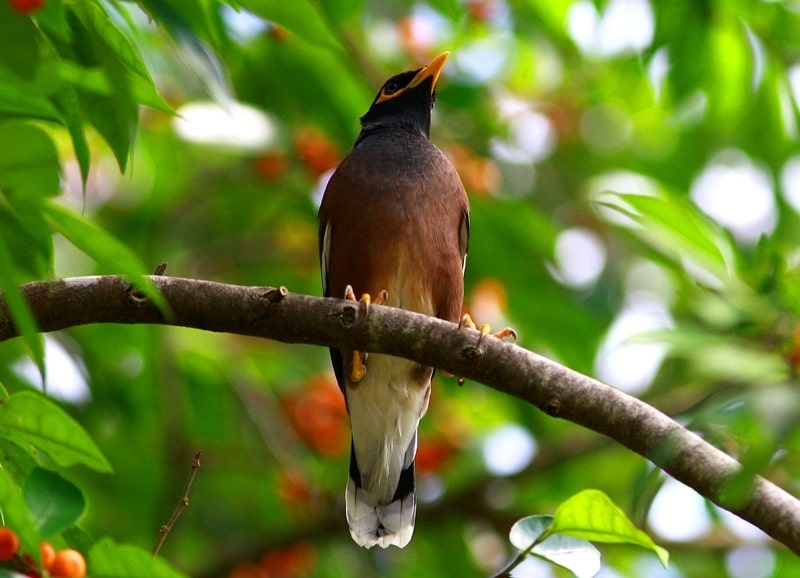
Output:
[
  {"xmin": 596, "ymin": 190, "xmax": 736, "ymax": 285},
  {"xmin": 550, "ymin": 489, "xmax": 669, "ymax": 567},
  {"xmin": 0, "ymin": 391, "xmax": 112, "ymax": 473},
  {"xmin": 240, "ymin": 0, "xmax": 343, "ymax": 51}
]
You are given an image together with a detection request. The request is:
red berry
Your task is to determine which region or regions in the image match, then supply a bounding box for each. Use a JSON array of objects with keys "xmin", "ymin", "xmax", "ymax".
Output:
[
  {"xmin": 0, "ymin": 527, "xmax": 20, "ymax": 560},
  {"xmin": 49, "ymin": 549, "xmax": 86, "ymax": 578},
  {"xmin": 9, "ymin": 0, "xmax": 46, "ymax": 15}
]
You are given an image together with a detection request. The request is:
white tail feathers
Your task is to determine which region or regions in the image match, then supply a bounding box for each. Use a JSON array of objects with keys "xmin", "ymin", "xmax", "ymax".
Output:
[
  {"xmin": 345, "ymin": 431, "xmax": 418, "ymax": 548},
  {"xmin": 346, "ymin": 475, "xmax": 416, "ymax": 548}
]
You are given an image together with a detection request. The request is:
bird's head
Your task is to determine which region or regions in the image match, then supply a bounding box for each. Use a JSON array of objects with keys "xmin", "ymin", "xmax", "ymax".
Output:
[{"xmin": 360, "ymin": 52, "xmax": 450, "ymax": 138}]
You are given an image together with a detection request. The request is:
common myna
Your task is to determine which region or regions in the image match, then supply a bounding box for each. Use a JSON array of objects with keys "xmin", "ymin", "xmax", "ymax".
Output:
[{"xmin": 318, "ymin": 52, "xmax": 469, "ymax": 548}]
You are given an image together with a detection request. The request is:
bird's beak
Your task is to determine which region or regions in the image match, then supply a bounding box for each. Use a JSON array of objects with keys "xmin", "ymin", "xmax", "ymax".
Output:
[{"xmin": 408, "ymin": 52, "xmax": 450, "ymax": 93}]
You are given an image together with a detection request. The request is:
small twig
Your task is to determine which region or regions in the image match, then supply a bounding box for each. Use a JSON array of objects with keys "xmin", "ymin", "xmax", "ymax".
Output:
[{"xmin": 153, "ymin": 451, "xmax": 202, "ymax": 556}]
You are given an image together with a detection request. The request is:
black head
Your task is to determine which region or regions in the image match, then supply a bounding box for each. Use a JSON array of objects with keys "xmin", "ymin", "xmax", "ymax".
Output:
[{"xmin": 359, "ymin": 52, "xmax": 449, "ymax": 138}]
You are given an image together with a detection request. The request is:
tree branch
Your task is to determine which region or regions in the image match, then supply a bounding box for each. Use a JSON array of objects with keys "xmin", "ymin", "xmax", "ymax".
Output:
[{"xmin": 1, "ymin": 275, "xmax": 799, "ymax": 553}]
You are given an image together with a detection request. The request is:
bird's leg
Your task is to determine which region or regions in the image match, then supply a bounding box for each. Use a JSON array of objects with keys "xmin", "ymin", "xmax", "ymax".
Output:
[{"xmin": 344, "ymin": 285, "xmax": 389, "ymax": 383}]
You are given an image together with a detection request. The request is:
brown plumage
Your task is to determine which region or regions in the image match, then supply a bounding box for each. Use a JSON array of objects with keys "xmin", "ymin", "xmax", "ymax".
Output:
[{"xmin": 318, "ymin": 52, "xmax": 469, "ymax": 548}]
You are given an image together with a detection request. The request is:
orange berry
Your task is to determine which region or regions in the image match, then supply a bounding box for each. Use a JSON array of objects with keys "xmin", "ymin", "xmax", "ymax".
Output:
[
  {"xmin": 0, "ymin": 527, "xmax": 20, "ymax": 560},
  {"xmin": 40, "ymin": 541, "xmax": 56, "ymax": 570},
  {"xmin": 293, "ymin": 127, "xmax": 342, "ymax": 176},
  {"xmin": 49, "ymin": 549, "xmax": 87, "ymax": 578}
]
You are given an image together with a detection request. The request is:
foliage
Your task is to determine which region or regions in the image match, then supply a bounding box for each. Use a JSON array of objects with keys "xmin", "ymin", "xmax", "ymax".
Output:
[{"xmin": 2, "ymin": 0, "xmax": 800, "ymax": 577}]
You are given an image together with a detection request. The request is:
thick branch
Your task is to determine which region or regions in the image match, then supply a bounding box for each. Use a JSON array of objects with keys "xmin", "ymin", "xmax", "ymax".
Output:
[{"xmin": 1, "ymin": 275, "xmax": 799, "ymax": 553}]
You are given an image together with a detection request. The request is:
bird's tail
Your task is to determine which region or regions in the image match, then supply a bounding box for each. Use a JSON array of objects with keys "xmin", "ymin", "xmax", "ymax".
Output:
[{"xmin": 345, "ymin": 435, "xmax": 417, "ymax": 548}]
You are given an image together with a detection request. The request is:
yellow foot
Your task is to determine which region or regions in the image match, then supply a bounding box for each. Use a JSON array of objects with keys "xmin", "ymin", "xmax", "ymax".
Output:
[
  {"xmin": 343, "ymin": 285, "xmax": 389, "ymax": 383},
  {"xmin": 458, "ymin": 313, "xmax": 517, "ymax": 347},
  {"xmin": 456, "ymin": 314, "xmax": 517, "ymax": 385}
]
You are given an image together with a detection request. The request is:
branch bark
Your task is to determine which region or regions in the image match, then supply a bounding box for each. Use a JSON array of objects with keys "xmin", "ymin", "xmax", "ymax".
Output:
[{"xmin": 2, "ymin": 275, "xmax": 799, "ymax": 554}]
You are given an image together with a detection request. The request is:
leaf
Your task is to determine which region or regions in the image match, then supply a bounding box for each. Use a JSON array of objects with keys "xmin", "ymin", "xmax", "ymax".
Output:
[
  {"xmin": 0, "ymin": 120, "xmax": 60, "ymax": 199},
  {"xmin": 62, "ymin": 524, "xmax": 96, "ymax": 553},
  {"xmin": 51, "ymin": 86, "xmax": 91, "ymax": 187},
  {"xmin": 550, "ymin": 489, "xmax": 669, "ymax": 567},
  {"xmin": 596, "ymin": 191, "xmax": 736, "ymax": 285},
  {"xmin": 0, "ymin": 73, "xmax": 63, "ymax": 121},
  {"xmin": 35, "ymin": 0, "xmax": 72, "ymax": 43},
  {"xmin": 510, "ymin": 515, "xmax": 601, "ymax": 578},
  {"xmin": 43, "ymin": 200, "xmax": 168, "ymax": 310},
  {"xmin": 240, "ymin": 0, "xmax": 343, "ymax": 51},
  {"xmin": 0, "ymin": 391, "xmax": 112, "ymax": 473},
  {"xmin": 0, "ymin": 3, "xmax": 40, "ymax": 81},
  {"xmin": 24, "ymin": 467, "xmax": 86, "ymax": 536},
  {"xmin": 0, "ymin": 437, "xmax": 38, "ymax": 485},
  {"xmin": 67, "ymin": 2, "xmax": 141, "ymax": 172},
  {"xmin": 0, "ymin": 466, "xmax": 40, "ymax": 559},
  {"xmin": 0, "ymin": 232, "xmax": 46, "ymax": 382},
  {"xmin": 89, "ymin": 539, "xmax": 190, "ymax": 578},
  {"xmin": 0, "ymin": 198, "xmax": 55, "ymax": 279},
  {"xmin": 0, "ymin": 570, "xmax": 34, "ymax": 578}
]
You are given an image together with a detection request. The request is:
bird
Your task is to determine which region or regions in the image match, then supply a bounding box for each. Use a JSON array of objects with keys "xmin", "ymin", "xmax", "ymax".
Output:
[{"xmin": 318, "ymin": 52, "xmax": 469, "ymax": 548}]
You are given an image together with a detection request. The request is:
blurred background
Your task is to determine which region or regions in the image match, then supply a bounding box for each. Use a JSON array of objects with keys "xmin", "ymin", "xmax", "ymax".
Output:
[{"xmin": 3, "ymin": 0, "xmax": 800, "ymax": 576}]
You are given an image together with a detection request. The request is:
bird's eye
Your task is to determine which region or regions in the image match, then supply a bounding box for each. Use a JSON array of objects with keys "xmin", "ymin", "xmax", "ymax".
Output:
[{"xmin": 383, "ymin": 81, "xmax": 400, "ymax": 96}]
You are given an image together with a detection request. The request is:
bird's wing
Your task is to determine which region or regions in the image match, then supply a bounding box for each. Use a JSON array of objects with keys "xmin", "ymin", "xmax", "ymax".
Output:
[
  {"xmin": 460, "ymin": 209, "xmax": 470, "ymax": 276},
  {"xmin": 319, "ymin": 219, "xmax": 331, "ymax": 297},
  {"xmin": 318, "ymin": 218, "xmax": 347, "ymax": 391}
]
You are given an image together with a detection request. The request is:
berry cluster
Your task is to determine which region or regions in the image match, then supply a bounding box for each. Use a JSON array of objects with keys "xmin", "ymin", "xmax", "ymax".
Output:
[{"xmin": 0, "ymin": 528, "xmax": 86, "ymax": 578}]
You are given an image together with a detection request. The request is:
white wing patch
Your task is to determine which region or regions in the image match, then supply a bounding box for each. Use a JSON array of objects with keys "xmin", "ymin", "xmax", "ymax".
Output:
[{"xmin": 321, "ymin": 220, "xmax": 331, "ymax": 296}]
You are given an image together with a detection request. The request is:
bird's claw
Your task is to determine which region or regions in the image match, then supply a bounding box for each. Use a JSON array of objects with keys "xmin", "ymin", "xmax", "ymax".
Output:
[
  {"xmin": 459, "ymin": 313, "xmax": 517, "ymax": 346},
  {"xmin": 455, "ymin": 314, "xmax": 517, "ymax": 385},
  {"xmin": 344, "ymin": 285, "xmax": 389, "ymax": 383}
]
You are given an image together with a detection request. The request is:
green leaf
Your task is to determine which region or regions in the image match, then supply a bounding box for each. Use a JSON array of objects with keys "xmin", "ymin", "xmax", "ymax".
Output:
[
  {"xmin": 51, "ymin": 86, "xmax": 91, "ymax": 187},
  {"xmin": 89, "ymin": 539, "xmax": 190, "ymax": 578},
  {"xmin": 0, "ymin": 197, "xmax": 55, "ymax": 279},
  {"xmin": 0, "ymin": 570, "xmax": 34, "ymax": 578},
  {"xmin": 0, "ymin": 232, "xmax": 46, "ymax": 382},
  {"xmin": 35, "ymin": 0, "xmax": 72, "ymax": 43},
  {"xmin": 68, "ymin": 2, "xmax": 140, "ymax": 172},
  {"xmin": 42, "ymin": 200, "xmax": 167, "ymax": 310},
  {"xmin": 0, "ymin": 391, "xmax": 112, "ymax": 473},
  {"xmin": 24, "ymin": 467, "xmax": 86, "ymax": 536},
  {"xmin": 62, "ymin": 524, "xmax": 96, "ymax": 553},
  {"xmin": 240, "ymin": 0, "xmax": 343, "ymax": 51},
  {"xmin": 510, "ymin": 515, "xmax": 601, "ymax": 578},
  {"xmin": 0, "ymin": 3, "xmax": 40, "ymax": 81},
  {"xmin": 550, "ymin": 489, "xmax": 669, "ymax": 567},
  {"xmin": 0, "ymin": 69, "xmax": 63, "ymax": 121},
  {"xmin": 0, "ymin": 120, "xmax": 60, "ymax": 199},
  {"xmin": 0, "ymin": 466, "xmax": 40, "ymax": 559},
  {"xmin": 596, "ymin": 191, "xmax": 736, "ymax": 285},
  {"xmin": 0, "ymin": 437, "xmax": 38, "ymax": 485}
]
